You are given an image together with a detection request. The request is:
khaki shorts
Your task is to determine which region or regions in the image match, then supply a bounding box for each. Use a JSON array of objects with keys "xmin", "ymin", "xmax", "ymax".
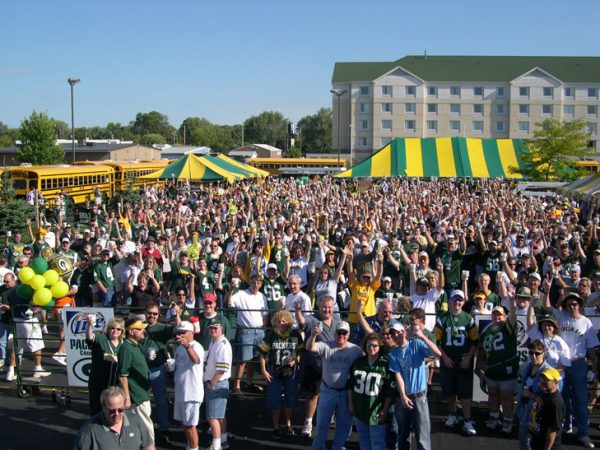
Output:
[{"xmin": 14, "ymin": 318, "xmax": 45, "ymax": 353}]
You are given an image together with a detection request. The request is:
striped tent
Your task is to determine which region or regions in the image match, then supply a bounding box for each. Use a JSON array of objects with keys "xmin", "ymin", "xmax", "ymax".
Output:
[
  {"xmin": 336, "ymin": 137, "xmax": 526, "ymax": 178},
  {"xmin": 214, "ymin": 153, "xmax": 269, "ymax": 177},
  {"xmin": 561, "ymin": 173, "xmax": 600, "ymax": 196},
  {"xmin": 141, "ymin": 153, "xmax": 267, "ymax": 182}
]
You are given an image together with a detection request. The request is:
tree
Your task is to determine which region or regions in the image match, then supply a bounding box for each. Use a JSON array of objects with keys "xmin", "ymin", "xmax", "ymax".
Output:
[
  {"xmin": 141, "ymin": 133, "xmax": 167, "ymax": 146},
  {"xmin": 517, "ymin": 119, "xmax": 591, "ymax": 181},
  {"xmin": 286, "ymin": 146, "xmax": 303, "ymax": 158},
  {"xmin": 0, "ymin": 121, "xmax": 15, "ymax": 147},
  {"xmin": 243, "ymin": 111, "xmax": 290, "ymax": 149},
  {"xmin": 16, "ymin": 111, "xmax": 65, "ymax": 164},
  {"xmin": 130, "ymin": 111, "xmax": 176, "ymax": 143},
  {"xmin": 296, "ymin": 108, "xmax": 332, "ymax": 153},
  {"xmin": 0, "ymin": 172, "xmax": 34, "ymax": 234}
]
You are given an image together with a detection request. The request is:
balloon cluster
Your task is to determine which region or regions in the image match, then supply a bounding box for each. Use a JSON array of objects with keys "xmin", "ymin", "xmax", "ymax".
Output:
[{"xmin": 17, "ymin": 257, "xmax": 70, "ymax": 309}]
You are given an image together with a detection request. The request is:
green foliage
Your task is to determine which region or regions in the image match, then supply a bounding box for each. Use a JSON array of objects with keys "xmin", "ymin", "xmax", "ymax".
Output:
[
  {"xmin": 297, "ymin": 108, "xmax": 332, "ymax": 153},
  {"xmin": 16, "ymin": 111, "xmax": 65, "ymax": 164},
  {"xmin": 130, "ymin": 111, "xmax": 176, "ymax": 143},
  {"xmin": 243, "ymin": 111, "xmax": 290, "ymax": 149},
  {"xmin": 516, "ymin": 119, "xmax": 591, "ymax": 181},
  {"xmin": 286, "ymin": 146, "xmax": 303, "ymax": 158},
  {"xmin": 179, "ymin": 117, "xmax": 241, "ymax": 151},
  {"xmin": 111, "ymin": 176, "xmax": 142, "ymax": 210},
  {"xmin": 0, "ymin": 121, "xmax": 15, "ymax": 147},
  {"xmin": 0, "ymin": 172, "xmax": 34, "ymax": 233},
  {"xmin": 141, "ymin": 133, "xmax": 167, "ymax": 146}
]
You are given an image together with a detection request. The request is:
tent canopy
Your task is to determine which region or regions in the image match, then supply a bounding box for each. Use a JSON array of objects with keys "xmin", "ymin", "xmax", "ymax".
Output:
[
  {"xmin": 336, "ymin": 137, "xmax": 526, "ymax": 179},
  {"xmin": 561, "ymin": 173, "xmax": 600, "ymax": 197},
  {"xmin": 141, "ymin": 153, "xmax": 268, "ymax": 182}
]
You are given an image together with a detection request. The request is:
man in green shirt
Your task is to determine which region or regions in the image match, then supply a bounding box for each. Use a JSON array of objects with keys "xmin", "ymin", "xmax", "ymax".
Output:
[
  {"xmin": 94, "ymin": 248, "xmax": 120, "ymax": 307},
  {"xmin": 5, "ymin": 231, "xmax": 26, "ymax": 270},
  {"xmin": 262, "ymin": 263, "xmax": 287, "ymax": 317},
  {"xmin": 118, "ymin": 319, "xmax": 153, "ymax": 443}
]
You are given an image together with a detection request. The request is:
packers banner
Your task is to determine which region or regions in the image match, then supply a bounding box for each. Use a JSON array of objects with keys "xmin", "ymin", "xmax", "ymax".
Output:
[{"xmin": 337, "ymin": 137, "xmax": 525, "ymax": 179}]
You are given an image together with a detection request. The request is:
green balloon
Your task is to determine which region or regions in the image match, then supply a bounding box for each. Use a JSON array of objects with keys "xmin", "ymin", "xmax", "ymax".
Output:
[
  {"xmin": 16, "ymin": 284, "xmax": 34, "ymax": 299},
  {"xmin": 43, "ymin": 300, "xmax": 56, "ymax": 310},
  {"xmin": 32, "ymin": 257, "xmax": 48, "ymax": 275}
]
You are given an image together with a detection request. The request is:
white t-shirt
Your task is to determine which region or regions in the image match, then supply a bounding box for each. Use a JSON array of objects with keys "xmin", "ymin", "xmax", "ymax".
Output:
[
  {"xmin": 289, "ymin": 256, "xmax": 309, "ymax": 287},
  {"xmin": 552, "ymin": 308, "xmax": 599, "ymax": 360},
  {"xmin": 284, "ymin": 291, "xmax": 313, "ymax": 323},
  {"xmin": 230, "ymin": 289, "xmax": 269, "ymax": 328},
  {"xmin": 528, "ymin": 328, "xmax": 571, "ymax": 370},
  {"xmin": 204, "ymin": 335, "xmax": 232, "ymax": 382},
  {"xmin": 410, "ymin": 288, "xmax": 440, "ymax": 331},
  {"xmin": 174, "ymin": 340, "xmax": 204, "ymax": 403}
]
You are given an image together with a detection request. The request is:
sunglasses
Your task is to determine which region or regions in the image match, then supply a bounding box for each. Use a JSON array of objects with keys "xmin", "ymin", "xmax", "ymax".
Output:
[
  {"xmin": 109, "ymin": 327, "xmax": 123, "ymax": 331},
  {"xmin": 176, "ymin": 293, "xmax": 187, "ymax": 297},
  {"xmin": 107, "ymin": 408, "xmax": 125, "ymax": 414},
  {"xmin": 566, "ymin": 303, "xmax": 578, "ymax": 308},
  {"xmin": 382, "ymin": 333, "xmax": 392, "ymax": 337},
  {"xmin": 146, "ymin": 312, "xmax": 159, "ymax": 316},
  {"xmin": 366, "ymin": 344, "xmax": 379, "ymax": 349},
  {"xmin": 528, "ymin": 351, "xmax": 543, "ymax": 356},
  {"xmin": 336, "ymin": 330, "xmax": 349, "ymax": 336}
]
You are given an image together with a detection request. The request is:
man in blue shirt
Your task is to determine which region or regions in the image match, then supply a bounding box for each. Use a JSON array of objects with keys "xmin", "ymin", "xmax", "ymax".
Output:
[{"xmin": 388, "ymin": 321, "xmax": 441, "ymax": 450}]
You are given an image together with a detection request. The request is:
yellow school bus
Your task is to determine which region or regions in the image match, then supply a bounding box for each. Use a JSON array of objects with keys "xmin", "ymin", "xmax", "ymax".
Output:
[
  {"xmin": 75, "ymin": 160, "xmax": 171, "ymax": 191},
  {"xmin": 247, "ymin": 157, "xmax": 347, "ymax": 176}
]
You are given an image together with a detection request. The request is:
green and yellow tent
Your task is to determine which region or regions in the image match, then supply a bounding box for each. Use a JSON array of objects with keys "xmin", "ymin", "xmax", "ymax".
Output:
[
  {"xmin": 142, "ymin": 153, "xmax": 267, "ymax": 182},
  {"xmin": 336, "ymin": 137, "xmax": 526, "ymax": 179},
  {"xmin": 213, "ymin": 153, "xmax": 269, "ymax": 177},
  {"xmin": 561, "ymin": 173, "xmax": 600, "ymax": 196}
]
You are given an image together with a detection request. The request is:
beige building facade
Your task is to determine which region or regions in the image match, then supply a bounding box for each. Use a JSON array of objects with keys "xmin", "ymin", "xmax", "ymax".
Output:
[{"xmin": 331, "ymin": 55, "xmax": 600, "ymax": 156}]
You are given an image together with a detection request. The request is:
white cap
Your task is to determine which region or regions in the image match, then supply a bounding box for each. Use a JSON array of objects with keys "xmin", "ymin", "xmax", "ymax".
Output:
[
  {"xmin": 267, "ymin": 263, "xmax": 278, "ymax": 271},
  {"xmin": 174, "ymin": 321, "xmax": 194, "ymax": 333}
]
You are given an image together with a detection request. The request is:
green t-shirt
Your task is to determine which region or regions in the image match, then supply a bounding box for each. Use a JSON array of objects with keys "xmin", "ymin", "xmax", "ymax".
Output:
[
  {"xmin": 479, "ymin": 320, "xmax": 519, "ymax": 381},
  {"xmin": 268, "ymin": 243, "xmax": 287, "ymax": 274},
  {"xmin": 117, "ymin": 339, "xmax": 151, "ymax": 405},
  {"xmin": 433, "ymin": 311, "xmax": 478, "ymax": 362},
  {"xmin": 143, "ymin": 322, "xmax": 175, "ymax": 367},
  {"xmin": 93, "ymin": 261, "xmax": 116, "ymax": 288},
  {"xmin": 196, "ymin": 271, "xmax": 215, "ymax": 298},
  {"xmin": 7, "ymin": 241, "xmax": 25, "ymax": 268},
  {"xmin": 86, "ymin": 332, "xmax": 122, "ymax": 393},
  {"xmin": 435, "ymin": 245, "xmax": 463, "ymax": 289},
  {"xmin": 261, "ymin": 276, "xmax": 286, "ymax": 314},
  {"xmin": 349, "ymin": 355, "xmax": 395, "ymax": 426}
]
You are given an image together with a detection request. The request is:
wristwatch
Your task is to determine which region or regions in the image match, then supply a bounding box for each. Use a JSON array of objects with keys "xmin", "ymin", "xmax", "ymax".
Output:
[{"xmin": 184, "ymin": 343, "xmax": 192, "ymax": 349}]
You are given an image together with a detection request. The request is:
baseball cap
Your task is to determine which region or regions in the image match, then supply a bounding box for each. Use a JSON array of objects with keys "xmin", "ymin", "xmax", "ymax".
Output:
[
  {"xmin": 569, "ymin": 265, "xmax": 581, "ymax": 273},
  {"xmin": 202, "ymin": 293, "xmax": 217, "ymax": 303},
  {"xmin": 174, "ymin": 321, "xmax": 194, "ymax": 333},
  {"xmin": 382, "ymin": 276, "xmax": 392, "ymax": 283},
  {"xmin": 417, "ymin": 277, "xmax": 429, "ymax": 286},
  {"xmin": 267, "ymin": 263, "xmax": 278, "ymax": 271},
  {"xmin": 418, "ymin": 251, "xmax": 429, "ymax": 258},
  {"xmin": 207, "ymin": 317, "xmax": 222, "ymax": 328},
  {"xmin": 125, "ymin": 319, "xmax": 147, "ymax": 330},
  {"xmin": 540, "ymin": 367, "xmax": 561, "ymax": 382},
  {"xmin": 61, "ymin": 237, "xmax": 70, "ymax": 243},
  {"xmin": 517, "ymin": 287, "xmax": 532, "ymax": 298},
  {"xmin": 592, "ymin": 271, "xmax": 600, "ymax": 280},
  {"xmin": 528, "ymin": 272, "xmax": 542, "ymax": 281},
  {"xmin": 450, "ymin": 289, "xmax": 465, "ymax": 301},
  {"xmin": 390, "ymin": 321, "xmax": 404, "ymax": 332},
  {"xmin": 100, "ymin": 248, "xmax": 110, "ymax": 254},
  {"xmin": 335, "ymin": 321, "xmax": 350, "ymax": 333},
  {"xmin": 492, "ymin": 306, "xmax": 506, "ymax": 316},
  {"xmin": 146, "ymin": 236, "xmax": 156, "ymax": 242},
  {"xmin": 473, "ymin": 292, "xmax": 487, "ymax": 300}
]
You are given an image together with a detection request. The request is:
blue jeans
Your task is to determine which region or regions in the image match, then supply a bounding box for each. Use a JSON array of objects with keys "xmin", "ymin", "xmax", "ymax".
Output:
[
  {"xmin": 563, "ymin": 359, "xmax": 589, "ymax": 438},
  {"xmin": 395, "ymin": 395, "xmax": 431, "ymax": 450},
  {"xmin": 355, "ymin": 417, "xmax": 386, "ymax": 450},
  {"xmin": 386, "ymin": 402, "xmax": 398, "ymax": 450},
  {"xmin": 312, "ymin": 384, "xmax": 352, "ymax": 450},
  {"xmin": 266, "ymin": 370, "xmax": 299, "ymax": 410},
  {"xmin": 99, "ymin": 287, "xmax": 115, "ymax": 307},
  {"xmin": 149, "ymin": 365, "xmax": 169, "ymax": 432},
  {"xmin": 517, "ymin": 399, "xmax": 533, "ymax": 450},
  {"xmin": 0, "ymin": 323, "xmax": 10, "ymax": 363}
]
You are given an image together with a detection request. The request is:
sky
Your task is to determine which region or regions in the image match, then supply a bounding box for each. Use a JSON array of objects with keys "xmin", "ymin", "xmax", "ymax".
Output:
[{"xmin": 1, "ymin": 0, "xmax": 599, "ymax": 130}]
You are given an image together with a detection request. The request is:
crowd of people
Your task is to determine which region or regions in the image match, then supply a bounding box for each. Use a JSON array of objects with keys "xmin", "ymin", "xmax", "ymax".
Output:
[{"xmin": 1, "ymin": 175, "xmax": 600, "ymax": 450}]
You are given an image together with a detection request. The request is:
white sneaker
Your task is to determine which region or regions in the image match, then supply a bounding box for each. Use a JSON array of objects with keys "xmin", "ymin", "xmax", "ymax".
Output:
[
  {"xmin": 502, "ymin": 420, "xmax": 513, "ymax": 434},
  {"xmin": 486, "ymin": 417, "xmax": 499, "ymax": 430},
  {"xmin": 579, "ymin": 437, "xmax": 595, "ymax": 448},
  {"xmin": 5, "ymin": 369, "xmax": 15, "ymax": 382},
  {"xmin": 445, "ymin": 414, "xmax": 459, "ymax": 428},
  {"xmin": 33, "ymin": 369, "xmax": 51, "ymax": 378},
  {"xmin": 301, "ymin": 421, "xmax": 313, "ymax": 438},
  {"xmin": 462, "ymin": 420, "xmax": 477, "ymax": 436},
  {"xmin": 52, "ymin": 353, "xmax": 67, "ymax": 366}
]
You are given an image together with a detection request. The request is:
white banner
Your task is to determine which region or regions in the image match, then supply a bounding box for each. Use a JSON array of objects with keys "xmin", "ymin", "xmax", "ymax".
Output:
[{"xmin": 63, "ymin": 308, "xmax": 114, "ymax": 387}]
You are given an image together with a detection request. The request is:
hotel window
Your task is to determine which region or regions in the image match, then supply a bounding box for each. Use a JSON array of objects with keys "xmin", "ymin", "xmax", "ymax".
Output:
[
  {"xmin": 359, "ymin": 103, "xmax": 370, "ymax": 114},
  {"xmin": 450, "ymin": 103, "xmax": 461, "ymax": 115},
  {"xmin": 405, "ymin": 85, "xmax": 416, "ymax": 96},
  {"xmin": 564, "ymin": 105, "xmax": 575, "ymax": 116},
  {"xmin": 497, "ymin": 87, "xmax": 505, "ymax": 97},
  {"xmin": 474, "ymin": 86, "xmax": 484, "ymax": 97},
  {"xmin": 473, "ymin": 104, "xmax": 483, "ymax": 115},
  {"xmin": 428, "ymin": 86, "xmax": 437, "ymax": 97},
  {"xmin": 427, "ymin": 103, "xmax": 437, "ymax": 114},
  {"xmin": 450, "ymin": 86, "xmax": 461, "ymax": 97},
  {"xmin": 381, "ymin": 137, "xmax": 392, "ymax": 146},
  {"xmin": 382, "ymin": 103, "xmax": 392, "ymax": 114},
  {"xmin": 519, "ymin": 104, "xmax": 529, "ymax": 115},
  {"xmin": 496, "ymin": 104, "xmax": 505, "ymax": 115},
  {"xmin": 427, "ymin": 120, "xmax": 437, "ymax": 132},
  {"xmin": 449, "ymin": 120, "xmax": 460, "ymax": 132},
  {"xmin": 473, "ymin": 121, "xmax": 484, "ymax": 133},
  {"xmin": 405, "ymin": 120, "xmax": 416, "ymax": 132},
  {"xmin": 518, "ymin": 121, "xmax": 530, "ymax": 133},
  {"xmin": 382, "ymin": 85, "xmax": 393, "ymax": 96},
  {"xmin": 519, "ymin": 87, "xmax": 530, "ymax": 97},
  {"xmin": 359, "ymin": 137, "xmax": 368, "ymax": 147},
  {"xmin": 543, "ymin": 87, "xmax": 553, "ymax": 98},
  {"xmin": 588, "ymin": 88, "xmax": 598, "ymax": 98},
  {"xmin": 587, "ymin": 123, "xmax": 598, "ymax": 135},
  {"xmin": 359, "ymin": 120, "xmax": 369, "ymax": 130},
  {"xmin": 405, "ymin": 103, "xmax": 416, "ymax": 114},
  {"xmin": 588, "ymin": 105, "xmax": 598, "ymax": 117},
  {"xmin": 542, "ymin": 105, "xmax": 553, "ymax": 116},
  {"xmin": 564, "ymin": 87, "xmax": 574, "ymax": 98},
  {"xmin": 381, "ymin": 120, "xmax": 392, "ymax": 131},
  {"xmin": 496, "ymin": 121, "xmax": 505, "ymax": 132},
  {"xmin": 360, "ymin": 86, "xmax": 370, "ymax": 96}
]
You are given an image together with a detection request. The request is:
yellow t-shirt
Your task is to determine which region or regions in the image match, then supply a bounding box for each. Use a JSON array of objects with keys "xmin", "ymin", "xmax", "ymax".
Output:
[{"xmin": 348, "ymin": 279, "xmax": 381, "ymax": 324}]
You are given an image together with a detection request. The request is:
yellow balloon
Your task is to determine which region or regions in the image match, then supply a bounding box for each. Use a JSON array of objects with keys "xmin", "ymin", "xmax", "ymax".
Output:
[
  {"xmin": 50, "ymin": 281, "xmax": 69, "ymax": 299},
  {"xmin": 29, "ymin": 274, "xmax": 46, "ymax": 291},
  {"xmin": 33, "ymin": 288, "xmax": 52, "ymax": 306},
  {"xmin": 18, "ymin": 267, "xmax": 35, "ymax": 284},
  {"xmin": 43, "ymin": 270, "xmax": 59, "ymax": 287}
]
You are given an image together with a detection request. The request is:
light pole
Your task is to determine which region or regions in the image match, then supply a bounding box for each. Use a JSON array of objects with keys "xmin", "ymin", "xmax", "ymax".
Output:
[
  {"xmin": 330, "ymin": 88, "xmax": 347, "ymax": 166},
  {"xmin": 68, "ymin": 77, "xmax": 80, "ymax": 163}
]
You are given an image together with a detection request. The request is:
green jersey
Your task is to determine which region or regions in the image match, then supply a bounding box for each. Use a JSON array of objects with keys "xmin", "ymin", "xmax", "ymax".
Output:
[
  {"xmin": 434, "ymin": 245, "xmax": 463, "ymax": 289},
  {"xmin": 93, "ymin": 261, "xmax": 116, "ymax": 288},
  {"xmin": 196, "ymin": 270, "xmax": 215, "ymax": 297},
  {"xmin": 261, "ymin": 276, "xmax": 286, "ymax": 314},
  {"xmin": 349, "ymin": 355, "xmax": 395, "ymax": 426},
  {"xmin": 433, "ymin": 311, "xmax": 478, "ymax": 362},
  {"xmin": 143, "ymin": 322, "xmax": 175, "ymax": 368},
  {"xmin": 479, "ymin": 319, "xmax": 519, "ymax": 381},
  {"xmin": 258, "ymin": 328, "xmax": 304, "ymax": 369},
  {"xmin": 269, "ymin": 243, "xmax": 287, "ymax": 273},
  {"xmin": 86, "ymin": 332, "xmax": 122, "ymax": 415},
  {"xmin": 7, "ymin": 241, "xmax": 25, "ymax": 268},
  {"xmin": 117, "ymin": 339, "xmax": 150, "ymax": 405}
]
